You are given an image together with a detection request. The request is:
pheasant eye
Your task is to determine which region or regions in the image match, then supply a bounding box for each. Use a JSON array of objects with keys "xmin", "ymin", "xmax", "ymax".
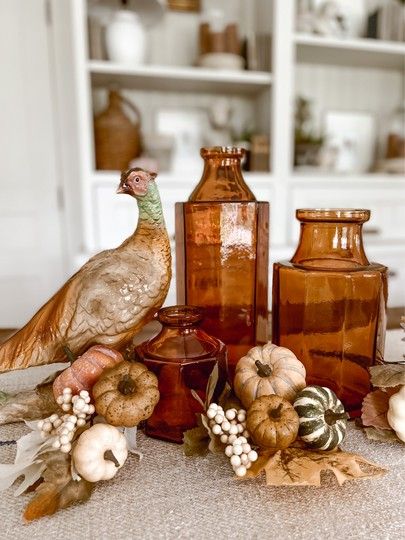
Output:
[{"xmin": 135, "ymin": 177, "xmax": 140, "ymax": 183}]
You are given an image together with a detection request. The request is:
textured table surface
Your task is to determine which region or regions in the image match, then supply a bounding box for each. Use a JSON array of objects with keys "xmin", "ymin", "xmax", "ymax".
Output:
[{"xmin": 0, "ymin": 330, "xmax": 404, "ymax": 540}]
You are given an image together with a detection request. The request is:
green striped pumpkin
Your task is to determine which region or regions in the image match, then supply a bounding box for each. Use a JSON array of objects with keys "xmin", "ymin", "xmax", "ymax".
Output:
[{"xmin": 293, "ymin": 385, "xmax": 348, "ymax": 451}]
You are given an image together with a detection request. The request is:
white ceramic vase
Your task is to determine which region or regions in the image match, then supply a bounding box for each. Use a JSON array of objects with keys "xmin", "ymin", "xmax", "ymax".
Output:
[{"xmin": 105, "ymin": 10, "xmax": 146, "ymax": 65}]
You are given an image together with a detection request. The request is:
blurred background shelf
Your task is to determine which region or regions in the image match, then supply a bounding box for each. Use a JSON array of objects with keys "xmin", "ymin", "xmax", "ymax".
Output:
[
  {"xmin": 89, "ymin": 61, "xmax": 272, "ymax": 95},
  {"xmin": 295, "ymin": 33, "xmax": 405, "ymax": 70}
]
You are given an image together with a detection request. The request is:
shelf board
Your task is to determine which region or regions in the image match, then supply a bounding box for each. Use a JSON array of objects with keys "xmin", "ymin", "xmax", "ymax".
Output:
[
  {"xmin": 91, "ymin": 170, "xmax": 273, "ymax": 185},
  {"xmin": 291, "ymin": 171, "xmax": 405, "ymax": 185},
  {"xmin": 295, "ymin": 33, "xmax": 405, "ymax": 70},
  {"xmin": 88, "ymin": 61, "xmax": 272, "ymax": 94}
]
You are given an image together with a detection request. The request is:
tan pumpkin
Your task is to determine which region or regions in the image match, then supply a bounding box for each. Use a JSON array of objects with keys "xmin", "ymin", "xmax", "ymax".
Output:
[
  {"xmin": 246, "ymin": 395, "xmax": 299, "ymax": 450},
  {"xmin": 53, "ymin": 345, "xmax": 123, "ymax": 399},
  {"xmin": 234, "ymin": 342, "xmax": 306, "ymax": 409},
  {"xmin": 93, "ymin": 361, "xmax": 160, "ymax": 427}
]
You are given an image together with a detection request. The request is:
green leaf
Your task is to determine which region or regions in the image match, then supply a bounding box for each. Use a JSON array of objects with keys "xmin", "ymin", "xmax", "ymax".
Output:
[
  {"xmin": 182, "ymin": 425, "xmax": 210, "ymax": 457},
  {"xmin": 364, "ymin": 427, "xmax": 403, "ymax": 444},
  {"xmin": 204, "ymin": 363, "xmax": 219, "ymax": 410},
  {"xmin": 369, "ymin": 364, "xmax": 405, "ymax": 388}
]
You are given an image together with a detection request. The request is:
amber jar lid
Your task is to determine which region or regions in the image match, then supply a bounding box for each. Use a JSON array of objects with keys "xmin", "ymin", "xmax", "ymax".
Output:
[
  {"xmin": 157, "ymin": 305, "xmax": 203, "ymax": 327},
  {"xmin": 296, "ymin": 208, "xmax": 370, "ymax": 223}
]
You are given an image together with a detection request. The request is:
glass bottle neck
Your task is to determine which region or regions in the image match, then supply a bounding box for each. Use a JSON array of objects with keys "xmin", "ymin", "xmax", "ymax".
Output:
[
  {"xmin": 291, "ymin": 221, "xmax": 370, "ymax": 269},
  {"xmin": 189, "ymin": 153, "xmax": 256, "ymax": 202}
]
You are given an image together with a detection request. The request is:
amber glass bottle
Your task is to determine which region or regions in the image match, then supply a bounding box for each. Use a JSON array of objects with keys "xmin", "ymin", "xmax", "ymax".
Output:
[
  {"xmin": 175, "ymin": 147, "xmax": 269, "ymax": 381},
  {"xmin": 272, "ymin": 209, "xmax": 387, "ymax": 417},
  {"xmin": 135, "ymin": 306, "xmax": 226, "ymax": 443}
]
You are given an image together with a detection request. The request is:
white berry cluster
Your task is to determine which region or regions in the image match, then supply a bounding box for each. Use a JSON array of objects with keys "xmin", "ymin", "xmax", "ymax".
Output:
[
  {"xmin": 224, "ymin": 436, "xmax": 258, "ymax": 477},
  {"xmin": 37, "ymin": 388, "xmax": 95, "ymax": 453},
  {"xmin": 206, "ymin": 403, "xmax": 258, "ymax": 477},
  {"xmin": 206, "ymin": 403, "xmax": 249, "ymax": 443}
]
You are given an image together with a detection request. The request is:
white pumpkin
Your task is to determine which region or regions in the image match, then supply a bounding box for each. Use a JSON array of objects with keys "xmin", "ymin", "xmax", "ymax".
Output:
[
  {"xmin": 73, "ymin": 424, "xmax": 128, "ymax": 482},
  {"xmin": 387, "ymin": 385, "xmax": 405, "ymax": 443}
]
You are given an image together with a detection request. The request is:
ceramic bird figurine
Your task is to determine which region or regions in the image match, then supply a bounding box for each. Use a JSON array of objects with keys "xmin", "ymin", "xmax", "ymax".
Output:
[{"xmin": 0, "ymin": 168, "xmax": 171, "ymax": 373}]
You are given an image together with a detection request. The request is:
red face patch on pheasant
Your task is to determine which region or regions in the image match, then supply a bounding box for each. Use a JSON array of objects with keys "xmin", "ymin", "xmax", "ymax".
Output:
[{"xmin": 117, "ymin": 168, "xmax": 157, "ymax": 197}]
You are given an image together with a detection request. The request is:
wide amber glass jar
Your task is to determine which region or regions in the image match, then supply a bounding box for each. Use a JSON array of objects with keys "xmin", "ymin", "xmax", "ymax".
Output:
[
  {"xmin": 272, "ymin": 209, "xmax": 387, "ymax": 417},
  {"xmin": 135, "ymin": 306, "xmax": 226, "ymax": 443},
  {"xmin": 175, "ymin": 147, "xmax": 269, "ymax": 381}
]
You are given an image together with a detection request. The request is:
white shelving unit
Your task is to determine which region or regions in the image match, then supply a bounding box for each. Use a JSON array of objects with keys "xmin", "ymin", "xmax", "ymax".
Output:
[{"xmin": 52, "ymin": 0, "xmax": 405, "ymax": 309}]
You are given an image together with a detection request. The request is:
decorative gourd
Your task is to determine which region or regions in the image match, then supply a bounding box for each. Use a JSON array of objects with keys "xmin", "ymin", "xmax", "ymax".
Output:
[
  {"xmin": 246, "ymin": 395, "xmax": 299, "ymax": 450},
  {"xmin": 387, "ymin": 385, "xmax": 405, "ymax": 442},
  {"xmin": 53, "ymin": 345, "xmax": 123, "ymax": 399},
  {"xmin": 293, "ymin": 385, "xmax": 348, "ymax": 451},
  {"xmin": 93, "ymin": 360, "xmax": 160, "ymax": 427},
  {"xmin": 72, "ymin": 423, "xmax": 128, "ymax": 482},
  {"xmin": 234, "ymin": 342, "xmax": 306, "ymax": 409}
]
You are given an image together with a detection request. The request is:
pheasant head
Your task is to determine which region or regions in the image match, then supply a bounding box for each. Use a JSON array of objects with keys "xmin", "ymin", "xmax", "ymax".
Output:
[{"xmin": 117, "ymin": 168, "xmax": 164, "ymax": 226}]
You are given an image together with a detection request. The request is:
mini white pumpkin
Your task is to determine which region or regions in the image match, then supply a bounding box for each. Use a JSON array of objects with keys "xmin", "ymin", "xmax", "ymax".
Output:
[
  {"xmin": 73, "ymin": 423, "xmax": 128, "ymax": 482},
  {"xmin": 387, "ymin": 385, "xmax": 405, "ymax": 442}
]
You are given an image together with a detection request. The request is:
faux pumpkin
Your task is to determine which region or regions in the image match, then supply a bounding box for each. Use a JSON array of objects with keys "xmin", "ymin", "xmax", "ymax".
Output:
[
  {"xmin": 293, "ymin": 385, "xmax": 348, "ymax": 451},
  {"xmin": 246, "ymin": 395, "xmax": 299, "ymax": 450},
  {"xmin": 72, "ymin": 423, "xmax": 128, "ymax": 482},
  {"xmin": 387, "ymin": 385, "xmax": 405, "ymax": 442},
  {"xmin": 53, "ymin": 345, "xmax": 123, "ymax": 399},
  {"xmin": 93, "ymin": 360, "xmax": 159, "ymax": 427},
  {"xmin": 234, "ymin": 342, "xmax": 306, "ymax": 409}
]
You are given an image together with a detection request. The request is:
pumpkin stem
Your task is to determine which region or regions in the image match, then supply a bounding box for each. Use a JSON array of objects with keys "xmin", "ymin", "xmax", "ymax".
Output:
[
  {"xmin": 324, "ymin": 409, "xmax": 350, "ymax": 425},
  {"xmin": 104, "ymin": 450, "xmax": 120, "ymax": 468},
  {"xmin": 268, "ymin": 403, "xmax": 284, "ymax": 420},
  {"xmin": 255, "ymin": 360, "xmax": 272, "ymax": 378},
  {"xmin": 117, "ymin": 374, "xmax": 136, "ymax": 396}
]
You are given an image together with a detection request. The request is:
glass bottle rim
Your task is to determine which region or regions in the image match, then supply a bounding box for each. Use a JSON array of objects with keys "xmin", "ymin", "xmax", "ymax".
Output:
[
  {"xmin": 157, "ymin": 305, "xmax": 203, "ymax": 327},
  {"xmin": 296, "ymin": 208, "xmax": 370, "ymax": 223},
  {"xmin": 200, "ymin": 146, "xmax": 245, "ymax": 159}
]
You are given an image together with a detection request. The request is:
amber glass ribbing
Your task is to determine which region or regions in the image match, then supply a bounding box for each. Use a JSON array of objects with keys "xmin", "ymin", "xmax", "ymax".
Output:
[
  {"xmin": 272, "ymin": 209, "xmax": 387, "ymax": 417},
  {"xmin": 175, "ymin": 147, "xmax": 269, "ymax": 381},
  {"xmin": 135, "ymin": 306, "xmax": 226, "ymax": 443}
]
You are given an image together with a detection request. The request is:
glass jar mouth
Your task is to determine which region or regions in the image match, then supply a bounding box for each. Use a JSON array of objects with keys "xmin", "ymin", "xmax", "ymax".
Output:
[
  {"xmin": 296, "ymin": 208, "xmax": 370, "ymax": 223},
  {"xmin": 200, "ymin": 146, "xmax": 245, "ymax": 160},
  {"xmin": 157, "ymin": 305, "xmax": 203, "ymax": 327}
]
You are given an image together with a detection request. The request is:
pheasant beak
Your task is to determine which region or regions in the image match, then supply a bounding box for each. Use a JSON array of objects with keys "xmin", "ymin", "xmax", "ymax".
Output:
[{"xmin": 116, "ymin": 183, "xmax": 129, "ymax": 194}]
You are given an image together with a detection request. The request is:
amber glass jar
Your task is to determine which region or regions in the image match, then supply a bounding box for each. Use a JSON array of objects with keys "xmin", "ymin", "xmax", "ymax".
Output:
[
  {"xmin": 175, "ymin": 147, "xmax": 269, "ymax": 381},
  {"xmin": 135, "ymin": 306, "xmax": 226, "ymax": 443},
  {"xmin": 272, "ymin": 209, "xmax": 387, "ymax": 417}
]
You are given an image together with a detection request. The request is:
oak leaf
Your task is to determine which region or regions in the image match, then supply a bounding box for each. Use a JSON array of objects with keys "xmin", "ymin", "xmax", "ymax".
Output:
[
  {"xmin": 370, "ymin": 364, "xmax": 405, "ymax": 388},
  {"xmin": 361, "ymin": 389, "xmax": 394, "ymax": 430},
  {"xmin": 244, "ymin": 447, "xmax": 387, "ymax": 487},
  {"xmin": 23, "ymin": 451, "xmax": 93, "ymax": 522}
]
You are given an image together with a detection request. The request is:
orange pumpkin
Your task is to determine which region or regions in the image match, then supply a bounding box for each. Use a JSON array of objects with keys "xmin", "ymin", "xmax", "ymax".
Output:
[{"xmin": 53, "ymin": 345, "xmax": 123, "ymax": 399}]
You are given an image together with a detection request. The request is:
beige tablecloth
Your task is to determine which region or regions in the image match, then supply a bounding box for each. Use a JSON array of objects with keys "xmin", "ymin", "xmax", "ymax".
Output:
[{"xmin": 0, "ymin": 330, "xmax": 404, "ymax": 540}]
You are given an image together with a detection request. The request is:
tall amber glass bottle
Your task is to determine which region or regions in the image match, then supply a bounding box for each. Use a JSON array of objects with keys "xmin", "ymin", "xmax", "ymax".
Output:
[
  {"xmin": 176, "ymin": 147, "xmax": 269, "ymax": 381},
  {"xmin": 272, "ymin": 209, "xmax": 387, "ymax": 417}
]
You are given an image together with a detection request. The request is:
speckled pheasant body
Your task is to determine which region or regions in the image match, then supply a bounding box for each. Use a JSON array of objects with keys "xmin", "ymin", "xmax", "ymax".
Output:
[{"xmin": 0, "ymin": 169, "xmax": 171, "ymax": 373}]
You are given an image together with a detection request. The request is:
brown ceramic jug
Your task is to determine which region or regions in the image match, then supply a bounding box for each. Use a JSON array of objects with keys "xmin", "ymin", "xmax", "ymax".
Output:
[{"xmin": 94, "ymin": 89, "xmax": 141, "ymax": 170}]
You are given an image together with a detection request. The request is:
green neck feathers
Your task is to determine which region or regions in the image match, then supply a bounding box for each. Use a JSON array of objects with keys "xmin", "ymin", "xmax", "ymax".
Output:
[{"xmin": 136, "ymin": 181, "xmax": 165, "ymax": 227}]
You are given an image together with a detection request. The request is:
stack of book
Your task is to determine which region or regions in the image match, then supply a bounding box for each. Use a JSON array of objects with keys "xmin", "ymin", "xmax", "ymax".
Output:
[{"xmin": 367, "ymin": 1, "xmax": 405, "ymax": 42}]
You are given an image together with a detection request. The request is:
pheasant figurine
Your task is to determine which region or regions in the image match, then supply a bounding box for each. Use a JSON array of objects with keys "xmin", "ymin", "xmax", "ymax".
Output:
[{"xmin": 0, "ymin": 168, "xmax": 171, "ymax": 373}]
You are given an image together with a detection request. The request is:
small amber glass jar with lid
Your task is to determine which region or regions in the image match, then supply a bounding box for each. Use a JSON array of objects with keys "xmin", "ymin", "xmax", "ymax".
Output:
[{"xmin": 135, "ymin": 305, "xmax": 226, "ymax": 443}]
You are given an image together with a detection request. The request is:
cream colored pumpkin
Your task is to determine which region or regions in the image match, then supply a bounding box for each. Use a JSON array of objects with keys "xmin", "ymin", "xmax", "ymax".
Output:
[
  {"xmin": 387, "ymin": 385, "xmax": 405, "ymax": 442},
  {"xmin": 73, "ymin": 423, "xmax": 128, "ymax": 482},
  {"xmin": 234, "ymin": 342, "xmax": 306, "ymax": 409}
]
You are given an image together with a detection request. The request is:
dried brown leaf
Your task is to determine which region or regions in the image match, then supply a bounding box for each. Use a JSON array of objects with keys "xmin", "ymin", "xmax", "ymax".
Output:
[
  {"xmin": 364, "ymin": 427, "xmax": 402, "ymax": 444},
  {"xmin": 370, "ymin": 364, "xmax": 405, "ymax": 388},
  {"xmin": 23, "ymin": 451, "xmax": 94, "ymax": 522},
  {"xmin": 244, "ymin": 447, "xmax": 387, "ymax": 487},
  {"xmin": 361, "ymin": 389, "xmax": 392, "ymax": 429}
]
